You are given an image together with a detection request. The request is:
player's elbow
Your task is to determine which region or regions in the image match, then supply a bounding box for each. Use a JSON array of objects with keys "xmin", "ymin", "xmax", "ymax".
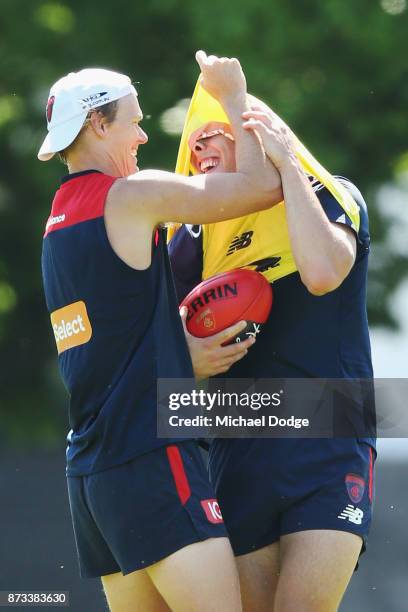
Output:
[
  {"xmin": 301, "ymin": 268, "xmax": 344, "ymax": 296},
  {"xmin": 300, "ymin": 249, "xmax": 355, "ymax": 296}
]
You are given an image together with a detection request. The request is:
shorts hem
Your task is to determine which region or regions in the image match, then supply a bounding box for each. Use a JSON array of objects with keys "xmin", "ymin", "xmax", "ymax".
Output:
[
  {"xmin": 280, "ymin": 523, "xmax": 369, "ymax": 541},
  {"xmin": 81, "ymin": 532, "xmax": 228, "ymax": 578},
  {"xmin": 121, "ymin": 532, "xmax": 227, "ymax": 576},
  {"xmin": 233, "ymin": 534, "xmax": 280, "ymax": 557},
  {"xmin": 232, "ymin": 523, "xmax": 369, "ymax": 558}
]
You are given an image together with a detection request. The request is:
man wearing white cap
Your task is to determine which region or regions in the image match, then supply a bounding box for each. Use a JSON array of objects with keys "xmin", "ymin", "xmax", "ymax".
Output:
[{"xmin": 39, "ymin": 52, "xmax": 283, "ymax": 610}]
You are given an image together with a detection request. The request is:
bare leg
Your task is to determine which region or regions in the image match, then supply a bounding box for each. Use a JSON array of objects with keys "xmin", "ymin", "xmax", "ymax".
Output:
[
  {"xmin": 236, "ymin": 542, "xmax": 280, "ymax": 612},
  {"xmin": 102, "ymin": 568, "xmax": 170, "ymax": 612},
  {"xmin": 148, "ymin": 537, "xmax": 242, "ymax": 612},
  {"xmin": 274, "ymin": 530, "xmax": 362, "ymax": 612}
]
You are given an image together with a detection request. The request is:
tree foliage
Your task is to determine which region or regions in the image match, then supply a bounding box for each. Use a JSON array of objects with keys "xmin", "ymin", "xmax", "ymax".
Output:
[{"xmin": 1, "ymin": 0, "xmax": 407, "ymax": 444}]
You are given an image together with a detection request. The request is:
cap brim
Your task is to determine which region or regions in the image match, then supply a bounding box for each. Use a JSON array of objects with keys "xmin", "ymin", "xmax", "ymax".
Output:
[{"xmin": 38, "ymin": 112, "xmax": 87, "ymax": 161}]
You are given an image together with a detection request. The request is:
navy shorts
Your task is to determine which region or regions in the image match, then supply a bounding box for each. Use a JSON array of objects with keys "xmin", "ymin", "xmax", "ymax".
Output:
[
  {"xmin": 209, "ymin": 437, "xmax": 376, "ymax": 557},
  {"xmin": 67, "ymin": 441, "xmax": 227, "ymax": 578}
]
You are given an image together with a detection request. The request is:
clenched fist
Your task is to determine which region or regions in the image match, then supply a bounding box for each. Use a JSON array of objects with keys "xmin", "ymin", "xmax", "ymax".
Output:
[{"xmin": 195, "ymin": 50, "xmax": 247, "ymax": 103}]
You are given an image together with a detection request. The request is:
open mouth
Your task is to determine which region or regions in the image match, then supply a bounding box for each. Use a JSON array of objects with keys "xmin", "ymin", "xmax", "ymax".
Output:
[{"xmin": 200, "ymin": 157, "xmax": 219, "ymax": 173}]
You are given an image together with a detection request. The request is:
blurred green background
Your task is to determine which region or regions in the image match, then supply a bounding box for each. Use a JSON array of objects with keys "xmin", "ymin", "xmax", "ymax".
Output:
[{"xmin": 1, "ymin": 0, "xmax": 407, "ymax": 446}]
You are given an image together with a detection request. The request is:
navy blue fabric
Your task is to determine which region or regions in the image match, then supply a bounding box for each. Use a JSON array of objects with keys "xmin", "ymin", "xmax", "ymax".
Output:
[
  {"xmin": 68, "ymin": 441, "xmax": 227, "ymax": 577},
  {"xmin": 42, "ymin": 172, "xmax": 194, "ymax": 476},
  {"xmin": 169, "ymin": 178, "xmax": 376, "ymax": 552},
  {"xmin": 221, "ymin": 179, "xmax": 375, "ymax": 449},
  {"xmin": 168, "ymin": 224, "xmax": 203, "ymax": 303},
  {"xmin": 209, "ymin": 437, "xmax": 375, "ymax": 556},
  {"xmin": 168, "ymin": 178, "xmax": 373, "ymax": 381}
]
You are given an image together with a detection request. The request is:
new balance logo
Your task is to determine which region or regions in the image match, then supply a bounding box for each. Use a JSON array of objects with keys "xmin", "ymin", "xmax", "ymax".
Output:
[
  {"xmin": 46, "ymin": 213, "xmax": 66, "ymax": 230},
  {"xmin": 227, "ymin": 231, "xmax": 253, "ymax": 255},
  {"xmin": 337, "ymin": 505, "xmax": 364, "ymax": 525}
]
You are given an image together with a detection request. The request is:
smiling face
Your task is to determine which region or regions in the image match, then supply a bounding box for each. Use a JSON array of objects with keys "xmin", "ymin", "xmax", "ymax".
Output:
[
  {"xmin": 188, "ymin": 122, "xmax": 236, "ymax": 175},
  {"xmin": 103, "ymin": 92, "xmax": 148, "ymax": 176}
]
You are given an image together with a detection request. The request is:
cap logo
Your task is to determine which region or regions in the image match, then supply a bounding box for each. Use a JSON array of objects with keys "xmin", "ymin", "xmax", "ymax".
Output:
[
  {"xmin": 46, "ymin": 95, "xmax": 55, "ymax": 123},
  {"xmin": 80, "ymin": 91, "xmax": 109, "ymax": 111}
]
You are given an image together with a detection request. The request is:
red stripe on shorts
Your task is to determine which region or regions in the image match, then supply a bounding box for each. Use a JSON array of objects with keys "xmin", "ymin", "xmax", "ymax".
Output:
[
  {"xmin": 368, "ymin": 447, "xmax": 374, "ymax": 502},
  {"xmin": 166, "ymin": 445, "xmax": 191, "ymax": 505}
]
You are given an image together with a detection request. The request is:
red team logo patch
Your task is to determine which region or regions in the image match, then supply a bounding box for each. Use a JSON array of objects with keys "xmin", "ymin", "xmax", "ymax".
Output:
[
  {"xmin": 201, "ymin": 499, "xmax": 223, "ymax": 524},
  {"xmin": 345, "ymin": 473, "xmax": 365, "ymax": 504},
  {"xmin": 46, "ymin": 95, "xmax": 55, "ymax": 123}
]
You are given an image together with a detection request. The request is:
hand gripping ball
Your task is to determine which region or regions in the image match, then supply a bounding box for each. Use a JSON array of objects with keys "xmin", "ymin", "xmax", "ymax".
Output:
[{"xmin": 180, "ymin": 269, "xmax": 273, "ymax": 343}]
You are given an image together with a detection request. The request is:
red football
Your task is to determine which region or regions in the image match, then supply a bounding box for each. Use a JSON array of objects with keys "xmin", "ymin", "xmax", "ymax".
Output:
[{"xmin": 180, "ymin": 269, "xmax": 273, "ymax": 342}]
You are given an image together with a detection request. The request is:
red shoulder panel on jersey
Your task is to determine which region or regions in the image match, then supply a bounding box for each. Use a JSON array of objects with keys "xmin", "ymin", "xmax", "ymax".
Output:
[{"xmin": 44, "ymin": 173, "xmax": 117, "ymax": 237}]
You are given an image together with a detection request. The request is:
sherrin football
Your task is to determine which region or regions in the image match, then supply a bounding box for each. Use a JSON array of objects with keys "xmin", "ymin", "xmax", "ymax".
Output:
[{"xmin": 180, "ymin": 269, "xmax": 273, "ymax": 343}]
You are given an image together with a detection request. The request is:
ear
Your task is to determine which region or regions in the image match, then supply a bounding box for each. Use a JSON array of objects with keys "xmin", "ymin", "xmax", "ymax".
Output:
[{"xmin": 88, "ymin": 110, "xmax": 108, "ymax": 137}]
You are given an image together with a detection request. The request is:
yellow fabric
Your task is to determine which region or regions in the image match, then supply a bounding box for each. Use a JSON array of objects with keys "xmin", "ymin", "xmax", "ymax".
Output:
[
  {"xmin": 200, "ymin": 204, "xmax": 296, "ymax": 283},
  {"xmin": 175, "ymin": 80, "xmax": 230, "ymax": 177},
  {"xmin": 168, "ymin": 79, "xmax": 360, "ymax": 283}
]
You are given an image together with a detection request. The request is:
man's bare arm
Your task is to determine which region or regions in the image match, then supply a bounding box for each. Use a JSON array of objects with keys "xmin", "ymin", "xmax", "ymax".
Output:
[
  {"xmin": 105, "ymin": 52, "xmax": 282, "ymax": 271},
  {"xmin": 195, "ymin": 51, "xmax": 281, "ymax": 204},
  {"xmin": 117, "ymin": 168, "xmax": 282, "ymax": 226},
  {"xmin": 243, "ymin": 109, "xmax": 356, "ymax": 295},
  {"xmin": 274, "ymin": 161, "xmax": 356, "ymax": 295},
  {"xmin": 112, "ymin": 52, "xmax": 282, "ymax": 228}
]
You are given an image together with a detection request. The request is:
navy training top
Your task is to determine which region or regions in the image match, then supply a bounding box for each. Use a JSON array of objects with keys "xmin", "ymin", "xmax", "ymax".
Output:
[
  {"xmin": 42, "ymin": 170, "xmax": 193, "ymax": 476},
  {"xmin": 169, "ymin": 177, "xmax": 373, "ymax": 381},
  {"xmin": 169, "ymin": 177, "xmax": 375, "ymax": 444}
]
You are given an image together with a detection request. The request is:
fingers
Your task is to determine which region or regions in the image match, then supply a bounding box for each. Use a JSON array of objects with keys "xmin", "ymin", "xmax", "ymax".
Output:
[
  {"xmin": 211, "ymin": 344, "xmax": 252, "ymax": 375},
  {"xmin": 208, "ymin": 319, "xmax": 247, "ymax": 346},
  {"xmin": 206, "ymin": 329, "xmax": 255, "ymax": 375},
  {"xmin": 195, "ymin": 50, "xmax": 219, "ymax": 69},
  {"xmin": 219, "ymin": 334, "xmax": 255, "ymax": 356},
  {"xmin": 196, "ymin": 50, "xmax": 240, "ymax": 70},
  {"xmin": 242, "ymin": 110, "xmax": 273, "ymax": 128},
  {"xmin": 187, "ymin": 320, "xmax": 256, "ymax": 378},
  {"xmin": 242, "ymin": 118, "xmax": 271, "ymax": 134},
  {"xmin": 179, "ymin": 305, "xmax": 187, "ymax": 322},
  {"xmin": 195, "ymin": 50, "xmax": 207, "ymax": 70}
]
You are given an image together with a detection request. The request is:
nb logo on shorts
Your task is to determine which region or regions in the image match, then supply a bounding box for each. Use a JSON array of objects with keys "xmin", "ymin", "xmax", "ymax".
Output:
[
  {"xmin": 337, "ymin": 504, "xmax": 364, "ymax": 525},
  {"xmin": 201, "ymin": 499, "xmax": 223, "ymax": 524},
  {"xmin": 50, "ymin": 301, "xmax": 92, "ymax": 354}
]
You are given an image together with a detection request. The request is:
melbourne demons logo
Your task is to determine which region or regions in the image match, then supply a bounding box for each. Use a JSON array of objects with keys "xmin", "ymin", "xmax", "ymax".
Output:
[
  {"xmin": 201, "ymin": 499, "xmax": 223, "ymax": 524},
  {"xmin": 46, "ymin": 95, "xmax": 55, "ymax": 124},
  {"xmin": 345, "ymin": 473, "xmax": 365, "ymax": 504},
  {"xmin": 197, "ymin": 307, "xmax": 216, "ymax": 330}
]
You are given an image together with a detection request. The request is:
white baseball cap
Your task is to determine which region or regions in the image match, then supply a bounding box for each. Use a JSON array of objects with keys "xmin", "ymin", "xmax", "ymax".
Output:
[{"xmin": 38, "ymin": 68, "xmax": 137, "ymax": 161}]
